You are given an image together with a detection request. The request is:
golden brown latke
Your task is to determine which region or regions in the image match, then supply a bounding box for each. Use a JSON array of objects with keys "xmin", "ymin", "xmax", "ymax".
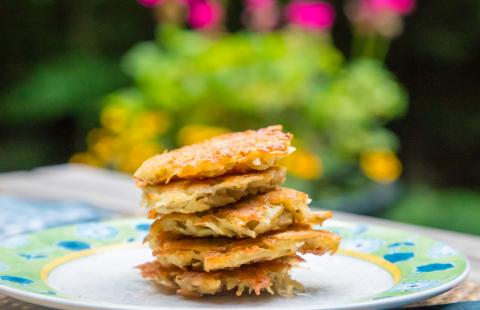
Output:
[
  {"xmin": 134, "ymin": 125, "xmax": 294, "ymax": 185},
  {"xmin": 138, "ymin": 256, "xmax": 303, "ymax": 297},
  {"xmin": 147, "ymin": 225, "xmax": 340, "ymax": 271},
  {"xmin": 142, "ymin": 167, "xmax": 286, "ymax": 215},
  {"xmin": 153, "ymin": 188, "xmax": 332, "ymax": 238}
]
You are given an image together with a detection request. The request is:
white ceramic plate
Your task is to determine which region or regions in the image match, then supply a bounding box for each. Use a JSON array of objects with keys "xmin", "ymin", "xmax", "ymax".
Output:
[{"xmin": 0, "ymin": 218, "xmax": 469, "ymax": 309}]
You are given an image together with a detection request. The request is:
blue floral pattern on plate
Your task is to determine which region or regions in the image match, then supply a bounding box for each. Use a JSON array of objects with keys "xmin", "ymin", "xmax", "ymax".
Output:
[{"xmin": 57, "ymin": 241, "xmax": 91, "ymax": 251}]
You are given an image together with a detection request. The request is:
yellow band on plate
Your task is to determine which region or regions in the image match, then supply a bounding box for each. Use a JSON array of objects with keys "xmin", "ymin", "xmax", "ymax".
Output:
[
  {"xmin": 40, "ymin": 243, "xmax": 143, "ymax": 282},
  {"xmin": 338, "ymin": 249, "xmax": 401, "ymax": 283},
  {"xmin": 41, "ymin": 245, "xmax": 401, "ymax": 284}
]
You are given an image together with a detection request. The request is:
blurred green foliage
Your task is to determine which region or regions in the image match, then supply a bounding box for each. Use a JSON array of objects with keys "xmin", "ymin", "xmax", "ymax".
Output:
[
  {"xmin": 0, "ymin": 53, "xmax": 127, "ymax": 171},
  {"xmin": 382, "ymin": 186, "xmax": 480, "ymax": 235},
  {"xmin": 84, "ymin": 25, "xmax": 406, "ymax": 203},
  {"xmin": 122, "ymin": 26, "xmax": 405, "ymax": 143},
  {"xmin": 2, "ymin": 54, "xmax": 125, "ymax": 126}
]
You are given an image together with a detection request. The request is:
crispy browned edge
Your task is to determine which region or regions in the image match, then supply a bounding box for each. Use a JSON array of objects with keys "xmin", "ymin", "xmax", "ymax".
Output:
[
  {"xmin": 134, "ymin": 125, "xmax": 293, "ymax": 185},
  {"xmin": 148, "ymin": 225, "xmax": 341, "ymax": 271}
]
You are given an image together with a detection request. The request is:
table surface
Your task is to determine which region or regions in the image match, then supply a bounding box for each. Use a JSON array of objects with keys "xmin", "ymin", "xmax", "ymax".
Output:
[{"xmin": 0, "ymin": 164, "xmax": 479, "ymax": 309}]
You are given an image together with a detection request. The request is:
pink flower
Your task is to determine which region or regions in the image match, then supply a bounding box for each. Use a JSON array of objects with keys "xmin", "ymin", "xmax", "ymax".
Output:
[
  {"xmin": 138, "ymin": 0, "xmax": 162, "ymax": 7},
  {"xmin": 245, "ymin": 0, "xmax": 275, "ymax": 10},
  {"xmin": 346, "ymin": 0, "xmax": 414, "ymax": 38},
  {"xmin": 187, "ymin": 0, "xmax": 221, "ymax": 29},
  {"xmin": 243, "ymin": 0, "xmax": 278, "ymax": 31},
  {"xmin": 285, "ymin": 1, "xmax": 335, "ymax": 31},
  {"xmin": 362, "ymin": 0, "xmax": 415, "ymax": 15}
]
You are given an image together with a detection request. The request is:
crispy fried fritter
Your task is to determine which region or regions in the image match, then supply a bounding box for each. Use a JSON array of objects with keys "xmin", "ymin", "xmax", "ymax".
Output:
[
  {"xmin": 134, "ymin": 126, "xmax": 294, "ymax": 185},
  {"xmin": 147, "ymin": 225, "xmax": 340, "ymax": 271},
  {"xmin": 154, "ymin": 188, "xmax": 332, "ymax": 238},
  {"xmin": 142, "ymin": 167, "xmax": 286, "ymax": 215},
  {"xmin": 139, "ymin": 256, "xmax": 303, "ymax": 297}
]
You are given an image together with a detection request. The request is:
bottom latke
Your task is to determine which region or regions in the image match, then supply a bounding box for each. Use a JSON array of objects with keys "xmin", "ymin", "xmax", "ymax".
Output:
[{"xmin": 138, "ymin": 256, "xmax": 304, "ymax": 297}]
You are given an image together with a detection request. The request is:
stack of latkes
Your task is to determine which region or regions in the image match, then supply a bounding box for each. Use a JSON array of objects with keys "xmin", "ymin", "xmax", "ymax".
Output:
[{"xmin": 135, "ymin": 126, "xmax": 340, "ymax": 297}]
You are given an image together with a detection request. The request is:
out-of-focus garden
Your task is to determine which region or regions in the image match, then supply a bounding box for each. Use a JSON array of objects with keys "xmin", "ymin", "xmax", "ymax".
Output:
[{"xmin": 1, "ymin": 0, "xmax": 479, "ymax": 234}]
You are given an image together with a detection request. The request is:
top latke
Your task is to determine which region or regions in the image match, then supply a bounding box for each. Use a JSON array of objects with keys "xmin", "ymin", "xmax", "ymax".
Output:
[{"xmin": 134, "ymin": 125, "xmax": 293, "ymax": 185}]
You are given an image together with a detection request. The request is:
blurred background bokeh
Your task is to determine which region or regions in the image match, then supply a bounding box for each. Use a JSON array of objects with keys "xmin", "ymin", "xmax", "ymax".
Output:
[{"xmin": 1, "ymin": 0, "xmax": 479, "ymax": 234}]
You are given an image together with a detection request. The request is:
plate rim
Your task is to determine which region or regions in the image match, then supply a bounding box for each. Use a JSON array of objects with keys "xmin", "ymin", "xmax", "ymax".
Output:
[{"xmin": 0, "ymin": 218, "xmax": 471, "ymax": 310}]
